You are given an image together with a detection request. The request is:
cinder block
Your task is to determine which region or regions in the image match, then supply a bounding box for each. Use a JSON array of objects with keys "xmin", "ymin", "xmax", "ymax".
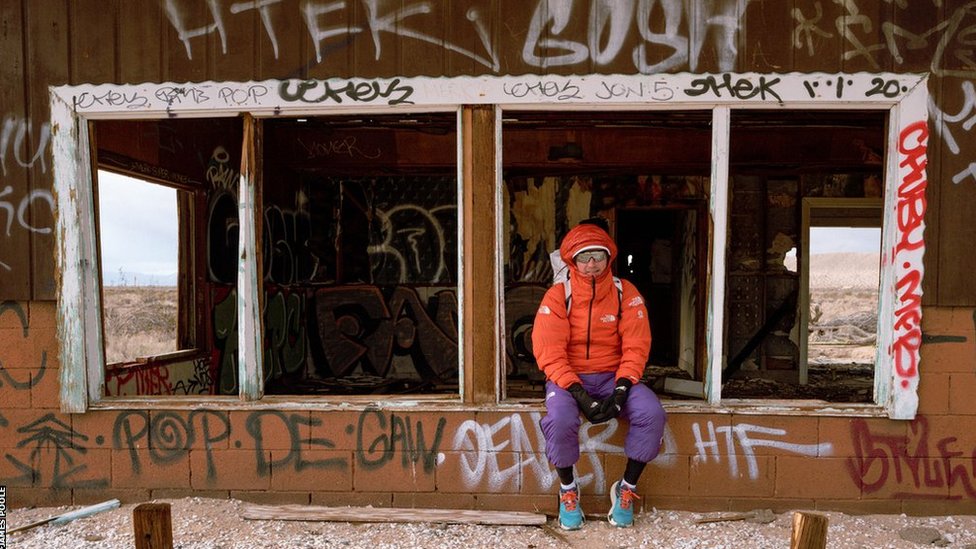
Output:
[
  {"xmin": 922, "ymin": 338, "xmax": 976, "ymax": 373},
  {"xmin": 820, "ymin": 417, "xmax": 907, "ymax": 458},
  {"xmin": 0, "ymin": 302, "xmax": 29, "ymax": 330},
  {"xmin": 641, "ymin": 455, "xmax": 690, "ymax": 497},
  {"xmin": 950, "ymin": 373, "xmax": 976, "ymax": 414},
  {"xmin": 28, "ymin": 301, "xmax": 58, "ymax": 329},
  {"xmin": 151, "ymin": 488, "xmax": 228, "ymax": 500},
  {"xmin": 690, "ymin": 453, "xmax": 774, "ymax": 497},
  {"xmin": 113, "ymin": 448, "xmax": 191, "ymax": 489},
  {"xmin": 728, "ymin": 498, "xmax": 814, "ymax": 514},
  {"xmin": 774, "ymin": 457, "xmax": 862, "ymax": 499},
  {"xmin": 727, "ymin": 414, "xmax": 820, "ymax": 456},
  {"xmin": 71, "ymin": 410, "xmax": 120, "ymax": 450},
  {"xmin": 921, "ymin": 307, "xmax": 975, "ymax": 335},
  {"xmin": 916, "ymin": 373, "xmax": 950, "ymax": 414},
  {"xmin": 311, "ymin": 491, "xmax": 393, "ymax": 507},
  {"xmin": 308, "ymin": 410, "xmax": 358, "ymax": 451},
  {"xmin": 270, "ymin": 449, "xmax": 350, "ymax": 492},
  {"xmin": 190, "ymin": 448, "xmax": 269, "ymax": 491},
  {"xmin": 816, "ymin": 498, "xmax": 902, "ymax": 515},
  {"xmin": 5, "ymin": 487, "xmax": 72, "ymax": 509},
  {"xmin": 230, "ymin": 410, "xmax": 309, "ymax": 450},
  {"xmin": 0, "ymin": 382, "xmax": 29, "ymax": 408},
  {"xmin": 392, "ymin": 491, "xmax": 476, "ymax": 509},
  {"xmin": 436, "ymin": 450, "xmax": 519, "ymax": 493},
  {"xmin": 151, "ymin": 410, "xmax": 232, "ymax": 451},
  {"xmin": 354, "ymin": 451, "xmax": 434, "ymax": 492},
  {"xmin": 29, "ymin": 363, "xmax": 60, "ymax": 409},
  {"xmin": 669, "ymin": 414, "xmax": 733, "ymax": 457},
  {"xmin": 73, "ymin": 487, "xmax": 150, "ymax": 505},
  {"xmin": 642, "ymin": 495, "xmax": 731, "ymax": 513},
  {"xmin": 475, "ymin": 493, "xmax": 554, "ymax": 514},
  {"xmin": 231, "ymin": 491, "xmax": 311, "ymax": 506}
]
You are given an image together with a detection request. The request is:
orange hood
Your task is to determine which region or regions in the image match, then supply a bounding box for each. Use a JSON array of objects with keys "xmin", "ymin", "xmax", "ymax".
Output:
[{"xmin": 559, "ymin": 223, "xmax": 617, "ymax": 274}]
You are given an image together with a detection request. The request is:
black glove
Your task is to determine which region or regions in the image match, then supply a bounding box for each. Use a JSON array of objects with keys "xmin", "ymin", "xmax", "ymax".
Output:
[
  {"xmin": 589, "ymin": 379, "xmax": 633, "ymax": 423},
  {"xmin": 568, "ymin": 383, "xmax": 602, "ymax": 423}
]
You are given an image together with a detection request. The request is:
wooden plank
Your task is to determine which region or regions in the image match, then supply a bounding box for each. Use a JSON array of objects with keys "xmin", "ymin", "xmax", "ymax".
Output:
[
  {"xmin": 739, "ymin": 0, "xmax": 792, "ymax": 71},
  {"xmin": 238, "ymin": 114, "xmax": 263, "ymax": 401},
  {"xmin": 210, "ymin": 0, "xmax": 255, "ymax": 81},
  {"xmin": 790, "ymin": 511, "xmax": 828, "ymax": 549},
  {"xmin": 791, "ymin": 0, "xmax": 842, "ymax": 73},
  {"xmin": 0, "ymin": 0, "xmax": 31, "ymax": 299},
  {"xmin": 119, "ymin": 0, "xmax": 162, "ymax": 83},
  {"xmin": 160, "ymin": 0, "xmax": 211, "ymax": 82},
  {"xmin": 305, "ymin": 0, "xmax": 354, "ymax": 78},
  {"xmin": 133, "ymin": 503, "xmax": 174, "ymax": 549},
  {"xmin": 25, "ymin": 0, "xmax": 69, "ymax": 300},
  {"xmin": 706, "ymin": 106, "xmax": 730, "ymax": 405},
  {"xmin": 462, "ymin": 105, "xmax": 497, "ymax": 404},
  {"xmin": 251, "ymin": 0, "xmax": 304, "ymax": 79},
  {"xmin": 69, "ymin": 0, "xmax": 118, "ymax": 84},
  {"xmin": 243, "ymin": 504, "xmax": 546, "ymax": 526}
]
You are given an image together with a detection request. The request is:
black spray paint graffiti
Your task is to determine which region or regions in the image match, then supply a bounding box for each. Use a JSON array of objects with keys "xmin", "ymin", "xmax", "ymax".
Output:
[
  {"xmin": 5, "ymin": 414, "xmax": 108, "ymax": 488},
  {"xmin": 109, "ymin": 409, "xmax": 447, "ymax": 481},
  {"xmin": 313, "ymin": 286, "xmax": 458, "ymax": 382},
  {"xmin": 356, "ymin": 410, "xmax": 446, "ymax": 473},
  {"xmin": 0, "ymin": 301, "xmax": 46, "ymax": 390},
  {"xmin": 278, "ymin": 79, "xmax": 415, "ymax": 106},
  {"xmin": 264, "ymin": 203, "xmax": 318, "ymax": 285},
  {"xmin": 212, "ymin": 287, "xmax": 307, "ymax": 395}
]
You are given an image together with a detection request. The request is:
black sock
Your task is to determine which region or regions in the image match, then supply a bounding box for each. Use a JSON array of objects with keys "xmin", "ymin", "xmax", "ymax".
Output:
[
  {"xmin": 623, "ymin": 458, "xmax": 647, "ymax": 486},
  {"xmin": 556, "ymin": 466, "xmax": 575, "ymax": 486}
]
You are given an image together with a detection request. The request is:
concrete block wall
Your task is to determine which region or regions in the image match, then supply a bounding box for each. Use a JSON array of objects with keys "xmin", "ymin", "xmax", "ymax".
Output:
[{"xmin": 2, "ymin": 301, "xmax": 976, "ymax": 516}]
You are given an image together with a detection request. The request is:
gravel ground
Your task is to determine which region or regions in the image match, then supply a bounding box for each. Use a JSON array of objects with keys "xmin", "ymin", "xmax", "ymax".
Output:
[{"xmin": 7, "ymin": 497, "xmax": 976, "ymax": 548}]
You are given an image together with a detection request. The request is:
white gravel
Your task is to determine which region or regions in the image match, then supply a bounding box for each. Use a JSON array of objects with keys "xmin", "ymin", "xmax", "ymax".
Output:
[{"xmin": 7, "ymin": 497, "xmax": 976, "ymax": 548}]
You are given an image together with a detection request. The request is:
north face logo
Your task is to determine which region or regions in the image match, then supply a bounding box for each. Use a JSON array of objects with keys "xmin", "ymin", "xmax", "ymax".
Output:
[
  {"xmin": 628, "ymin": 296, "xmax": 643, "ymax": 307},
  {"xmin": 538, "ymin": 305, "xmax": 551, "ymax": 315},
  {"xmin": 600, "ymin": 314, "xmax": 616, "ymax": 323}
]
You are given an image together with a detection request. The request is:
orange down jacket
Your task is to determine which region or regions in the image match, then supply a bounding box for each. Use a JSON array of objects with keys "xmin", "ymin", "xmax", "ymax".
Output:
[{"xmin": 531, "ymin": 224, "xmax": 652, "ymax": 389}]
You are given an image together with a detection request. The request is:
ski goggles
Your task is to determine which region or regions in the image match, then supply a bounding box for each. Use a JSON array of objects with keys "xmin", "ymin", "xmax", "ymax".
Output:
[{"xmin": 574, "ymin": 250, "xmax": 609, "ymax": 263}]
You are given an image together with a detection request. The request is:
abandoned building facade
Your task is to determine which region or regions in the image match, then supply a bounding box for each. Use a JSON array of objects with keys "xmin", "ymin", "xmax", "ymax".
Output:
[{"xmin": 2, "ymin": 0, "xmax": 976, "ymax": 516}]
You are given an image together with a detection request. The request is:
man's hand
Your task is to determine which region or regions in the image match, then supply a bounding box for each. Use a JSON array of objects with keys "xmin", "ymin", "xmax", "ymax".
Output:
[
  {"xmin": 567, "ymin": 384, "xmax": 603, "ymax": 423},
  {"xmin": 589, "ymin": 379, "xmax": 633, "ymax": 423}
]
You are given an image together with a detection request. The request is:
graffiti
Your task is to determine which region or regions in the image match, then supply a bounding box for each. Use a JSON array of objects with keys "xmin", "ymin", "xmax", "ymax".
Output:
[
  {"xmin": 683, "ymin": 74, "xmax": 782, "ymax": 101},
  {"xmin": 105, "ymin": 358, "xmax": 215, "ymax": 397},
  {"xmin": 847, "ymin": 416, "xmax": 976, "ymax": 499},
  {"xmin": 595, "ymin": 79, "xmax": 673, "ymax": 101},
  {"xmin": 208, "ymin": 189, "xmax": 239, "ymax": 284},
  {"xmin": 0, "ymin": 115, "xmax": 49, "ymax": 176},
  {"xmin": 313, "ymin": 285, "xmax": 457, "ymax": 382},
  {"xmin": 72, "ymin": 89, "xmax": 150, "ymax": 110},
  {"xmin": 206, "ymin": 146, "xmax": 239, "ymax": 191},
  {"xmin": 155, "ymin": 85, "xmax": 214, "ymax": 106},
  {"xmin": 297, "ymin": 136, "xmax": 382, "ymax": 161},
  {"xmin": 693, "ymin": 421, "xmax": 832, "ymax": 480},
  {"xmin": 212, "ymin": 286, "xmax": 239, "ymax": 395},
  {"xmin": 278, "ymin": 79, "xmax": 415, "ymax": 106},
  {"xmin": 502, "ymin": 80, "xmax": 583, "ymax": 101},
  {"xmin": 264, "ymin": 201, "xmax": 317, "ymax": 285},
  {"xmin": 0, "ymin": 301, "xmax": 46, "ymax": 390},
  {"xmin": 172, "ymin": 359, "xmax": 216, "ymax": 395},
  {"xmin": 930, "ymin": 80, "xmax": 976, "ymax": 186},
  {"xmin": 108, "ymin": 364, "xmax": 173, "ymax": 396},
  {"xmin": 247, "ymin": 411, "xmax": 345, "ymax": 473},
  {"xmin": 356, "ymin": 410, "xmax": 446, "ymax": 472},
  {"xmin": 263, "ymin": 288, "xmax": 307, "ymax": 380},
  {"xmin": 452, "ymin": 411, "xmax": 677, "ymax": 493},
  {"xmin": 792, "ymin": 0, "xmax": 976, "ymax": 78},
  {"xmin": 217, "ymin": 85, "xmax": 270, "ymax": 106},
  {"xmin": 113, "ymin": 410, "xmax": 231, "ymax": 478},
  {"xmin": 524, "ymin": 0, "xmax": 752, "ymax": 73},
  {"xmin": 369, "ymin": 204, "xmax": 454, "ymax": 285},
  {"xmin": 5, "ymin": 414, "xmax": 107, "ymax": 488},
  {"xmin": 891, "ymin": 121, "xmax": 927, "ymax": 389}
]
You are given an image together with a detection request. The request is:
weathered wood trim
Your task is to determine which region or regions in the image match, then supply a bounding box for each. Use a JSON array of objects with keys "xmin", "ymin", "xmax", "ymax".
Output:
[
  {"xmin": 462, "ymin": 105, "xmax": 498, "ymax": 404},
  {"xmin": 238, "ymin": 114, "xmax": 264, "ymax": 401},
  {"xmin": 706, "ymin": 106, "xmax": 730, "ymax": 406},
  {"xmin": 243, "ymin": 504, "xmax": 546, "ymax": 526},
  {"xmin": 52, "ymin": 90, "xmax": 89, "ymax": 413},
  {"xmin": 882, "ymin": 75, "xmax": 930, "ymax": 420},
  {"xmin": 60, "ymin": 73, "xmax": 925, "ymax": 117}
]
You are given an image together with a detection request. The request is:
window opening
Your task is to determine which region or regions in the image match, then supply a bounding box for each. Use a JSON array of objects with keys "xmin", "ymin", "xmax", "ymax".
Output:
[
  {"xmin": 501, "ymin": 110, "xmax": 712, "ymax": 400},
  {"xmin": 722, "ymin": 110, "xmax": 886, "ymax": 402}
]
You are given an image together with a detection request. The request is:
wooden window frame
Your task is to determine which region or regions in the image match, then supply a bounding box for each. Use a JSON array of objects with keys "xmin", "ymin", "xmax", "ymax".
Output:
[{"xmin": 52, "ymin": 73, "xmax": 926, "ymax": 419}]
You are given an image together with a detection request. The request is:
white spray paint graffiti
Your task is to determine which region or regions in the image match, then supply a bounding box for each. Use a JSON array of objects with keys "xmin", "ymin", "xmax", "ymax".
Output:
[
  {"xmin": 523, "ymin": 0, "xmax": 753, "ymax": 73},
  {"xmin": 692, "ymin": 421, "xmax": 833, "ymax": 480},
  {"xmin": 451, "ymin": 413, "xmax": 826, "ymax": 492},
  {"xmin": 1, "ymin": 115, "xmax": 50, "ymax": 176},
  {"xmin": 165, "ymin": 0, "xmax": 500, "ymax": 71},
  {"xmin": 929, "ymin": 80, "xmax": 976, "ymax": 186},
  {"xmin": 450, "ymin": 411, "xmax": 677, "ymax": 493}
]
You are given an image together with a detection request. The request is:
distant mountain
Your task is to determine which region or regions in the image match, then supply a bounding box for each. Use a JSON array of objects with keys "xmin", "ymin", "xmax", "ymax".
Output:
[{"xmin": 103, "ymin": 271, "xmax": 178, "ymax": 287}]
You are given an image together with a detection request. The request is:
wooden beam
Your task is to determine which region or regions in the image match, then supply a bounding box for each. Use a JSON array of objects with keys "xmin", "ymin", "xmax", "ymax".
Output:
[
  {"xmin": 462, "ymin": 105, "xmax": 498, "ymax": 404},
  {"xmin": 243, "ymin": 505, "xmax": 546, "ymax": 526},
  {"xmin": 133, "ymin": 503, "xmax": 174, "ymax": 549},
  {"xmin": 790, "ymin": 511, "xmax": 828, "ymax": 549},
  {"xmin": 238, "ymin": 114, "xmax": 264, "ymax": 401}
]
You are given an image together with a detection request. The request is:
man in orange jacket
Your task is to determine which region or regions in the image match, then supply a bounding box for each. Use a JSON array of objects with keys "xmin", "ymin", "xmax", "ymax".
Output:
[{"xmin": 532, "ymin": 221, "xmax": 667, "ymax": 530}]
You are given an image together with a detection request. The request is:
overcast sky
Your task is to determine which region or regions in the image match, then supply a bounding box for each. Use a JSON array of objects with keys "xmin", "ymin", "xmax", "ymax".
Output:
[{"xmin": 98, "ymin": 170, "xmax": 178, "ymax": 286}]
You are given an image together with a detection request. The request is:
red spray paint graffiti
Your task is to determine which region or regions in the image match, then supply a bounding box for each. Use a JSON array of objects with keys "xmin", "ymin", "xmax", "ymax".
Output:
[
  {"xmin": 847, "ymin": 416, "xmax": 976, "ymax": 499},
  {"xmin": 892, "ymin": 121, "xmax": 927, "ymax": 390}
]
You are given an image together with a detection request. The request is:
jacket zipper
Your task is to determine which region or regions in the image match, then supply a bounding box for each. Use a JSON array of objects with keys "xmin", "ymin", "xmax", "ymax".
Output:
[{"xmin": 585, "ymin": 277, "xmax": 595, "ymax": 358}]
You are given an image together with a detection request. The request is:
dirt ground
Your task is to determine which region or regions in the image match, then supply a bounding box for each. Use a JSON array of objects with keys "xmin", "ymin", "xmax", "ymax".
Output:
[{"xmin": 7, "ymin": 497, "xmax": 976, "ymax": 548}]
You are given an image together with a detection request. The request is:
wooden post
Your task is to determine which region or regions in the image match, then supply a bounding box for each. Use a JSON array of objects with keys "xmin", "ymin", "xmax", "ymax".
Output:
[
  {"xmin": 790, "ymin": 511, "xmax": 828, "ymax": 549},
  {"xmin": 133, "ymin": 503, "xmax": 173, "ymax": 549}
]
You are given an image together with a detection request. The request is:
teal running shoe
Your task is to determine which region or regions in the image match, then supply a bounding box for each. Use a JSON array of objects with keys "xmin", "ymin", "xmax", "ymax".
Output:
[
  {"xmin": 558, "ymin": 486, "xmax": 584, "ymax": 530},
  {"xmin": 608, "ymin": 480, "xmax": 640, "ymax": 528}
]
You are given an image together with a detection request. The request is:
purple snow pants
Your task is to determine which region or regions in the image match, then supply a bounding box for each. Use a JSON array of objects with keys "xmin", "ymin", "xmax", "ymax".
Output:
[{"xmin": 540, "ymin": 372, "xmax": 667, "ymax": 468}]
